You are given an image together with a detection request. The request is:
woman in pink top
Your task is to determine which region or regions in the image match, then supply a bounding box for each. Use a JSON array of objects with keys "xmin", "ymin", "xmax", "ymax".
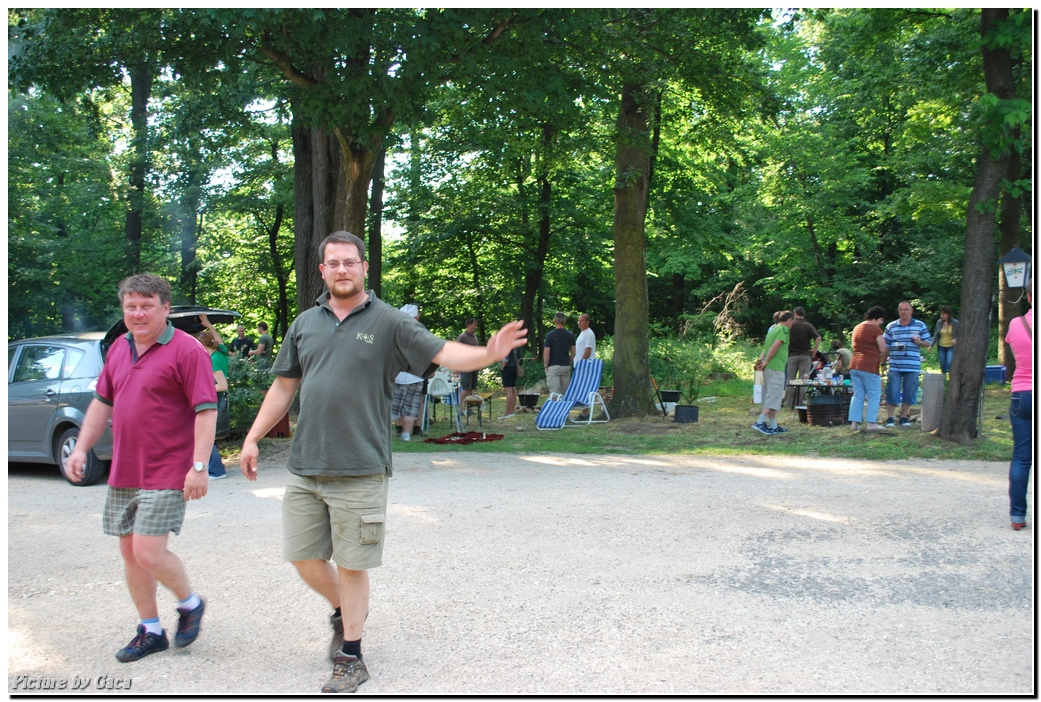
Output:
[{"xmin": 1005, "ymin": 284, "xmax": 1033, "ymax": 531}]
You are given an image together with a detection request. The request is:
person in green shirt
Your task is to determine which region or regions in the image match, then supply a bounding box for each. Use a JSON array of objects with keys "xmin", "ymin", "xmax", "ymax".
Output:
[
  {"xmin": 753, "ymin": 310, "xmax": 794, "ymax": 435},
  {"xmin": 197, "ymin": 314, "xmax": 230, "ymax": 479}
]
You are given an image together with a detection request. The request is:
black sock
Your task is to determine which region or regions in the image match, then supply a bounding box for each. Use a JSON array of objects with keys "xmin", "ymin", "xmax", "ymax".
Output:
[
  {"xmin": 341, "ymin": 639, "xmax": 362, "ymax": 659},
  {"xmin": 333, "ymin": 607, "xmax": 341, "ymax": 618}
]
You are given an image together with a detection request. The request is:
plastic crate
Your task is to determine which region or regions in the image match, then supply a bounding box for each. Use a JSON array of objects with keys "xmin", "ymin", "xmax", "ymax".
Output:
[{"xmin": 985, "ymin": 365, "xmax": 1006, "ymax": 384}]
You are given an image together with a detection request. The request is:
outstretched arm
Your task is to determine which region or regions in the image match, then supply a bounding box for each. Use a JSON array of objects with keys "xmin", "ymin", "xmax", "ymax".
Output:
[{"xmin": 433, "ymin": 321, "xmax": 527, "ymax": 373}]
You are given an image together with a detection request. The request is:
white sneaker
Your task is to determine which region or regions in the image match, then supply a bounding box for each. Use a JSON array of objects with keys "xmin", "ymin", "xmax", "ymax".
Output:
[
  {"xmin": 498, "ymin": 414, "xmax": 514, "ymax": 420},
  {"xmin": 400, "ymin": 434, "xmax": 410, "ymax": 442}
]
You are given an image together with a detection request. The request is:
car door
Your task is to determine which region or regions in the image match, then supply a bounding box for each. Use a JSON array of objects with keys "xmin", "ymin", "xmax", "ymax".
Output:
[{"xmin": 8, "ymin": 343, "xmax": 66, "ymax": 458}]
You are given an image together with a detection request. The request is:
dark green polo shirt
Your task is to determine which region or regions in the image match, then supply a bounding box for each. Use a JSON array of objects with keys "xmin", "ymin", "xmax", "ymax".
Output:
[{"xmin": 273, "ymin": 291, "xmax": 446, "ymax": 477}]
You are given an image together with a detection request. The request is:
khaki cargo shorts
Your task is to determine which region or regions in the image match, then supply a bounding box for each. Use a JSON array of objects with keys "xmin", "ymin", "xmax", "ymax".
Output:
[
  {"xmin": 762, "ymin": 368, "xmax": 785, "ymax": 411},
  {"xmin": 282, "ymin": 472, "xmax": 389, "ymax": 570}
]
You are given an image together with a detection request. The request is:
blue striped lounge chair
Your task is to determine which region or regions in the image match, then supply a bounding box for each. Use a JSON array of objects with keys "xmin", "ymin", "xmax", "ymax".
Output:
[{"xmin": 535, "ymin": 358, "xmax": 610, "ymax": 430}]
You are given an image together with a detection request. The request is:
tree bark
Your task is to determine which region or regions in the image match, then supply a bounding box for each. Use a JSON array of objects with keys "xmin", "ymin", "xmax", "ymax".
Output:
[
  {"xmin": 125, "ymin": 56, "xmax": 154, "ymax": 273},
  {"xmin": 367, "ymin": 147, "xmax": 386, "ymax": 299},
  {"xmin": 268, "ymin": 202, "xmax": 289, "ymax": 340},
  {"xmin": 518, "ymin": 126, "xmax": 554, "ymax": 352},
  {"xmin": 178, "ymin": 167, "xmax": 202, "ymax": 303},
  {"xmin": 291, "ymin": 119, "xmax": 318, "ymax": 313},
  {"xmin": 938, "ymin": 8, "xmax": 1015, "ymax": 444},
  {"xmin": 611, "ymin": 82, "xmax": 656, "ymax": 418}
]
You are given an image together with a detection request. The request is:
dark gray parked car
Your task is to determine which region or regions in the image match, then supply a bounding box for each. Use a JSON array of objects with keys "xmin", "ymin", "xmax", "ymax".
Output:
[{"xmin": 8, "ymin": 307, "xmax": 239, "ymax": 486}]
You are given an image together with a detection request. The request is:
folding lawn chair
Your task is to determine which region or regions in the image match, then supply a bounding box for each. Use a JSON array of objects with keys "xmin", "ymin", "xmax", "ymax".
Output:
[
  {"xmin": 424, "ymin": 374, "xmax": 462, "ymax": 433},
  {"xmin": 535, "ymin": 358, "xmax": 610, "ymax": 430}
]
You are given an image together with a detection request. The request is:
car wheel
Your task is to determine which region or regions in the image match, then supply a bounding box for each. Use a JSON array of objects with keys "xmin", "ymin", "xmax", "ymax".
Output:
[{"xmin": 58, "ymin": 427, "xmax": 108, "ymax": 487}]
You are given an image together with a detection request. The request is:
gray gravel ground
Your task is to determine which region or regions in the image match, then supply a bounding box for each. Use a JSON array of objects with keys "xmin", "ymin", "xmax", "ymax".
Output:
[{"xmin": 7, "ymin": 450, "xmax": 1035, "ymax": 695}]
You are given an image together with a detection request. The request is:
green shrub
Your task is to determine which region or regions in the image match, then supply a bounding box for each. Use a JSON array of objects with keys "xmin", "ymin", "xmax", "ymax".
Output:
[{"xmin": 226, "ymin": 356, "xmax": 276, "ymax": 437}]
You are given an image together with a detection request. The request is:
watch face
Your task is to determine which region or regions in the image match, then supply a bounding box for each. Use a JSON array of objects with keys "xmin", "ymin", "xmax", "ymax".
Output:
[{"xmin": 193, "ymin": 462, "xmax": 206, "ymax": 472}]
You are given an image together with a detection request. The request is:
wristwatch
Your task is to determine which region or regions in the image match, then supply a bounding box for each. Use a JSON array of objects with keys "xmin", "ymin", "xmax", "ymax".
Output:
[{"xmin": 192, "ymin": 461, "xmax": 206, "ymax": 473}]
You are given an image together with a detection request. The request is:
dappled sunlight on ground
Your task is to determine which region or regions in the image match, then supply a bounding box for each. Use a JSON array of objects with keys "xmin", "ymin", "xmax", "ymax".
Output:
[
  {"xmin": 515, "ymin": 452, "xmax": 1005, "ymax": 488},
  {"xmin": 250, "ymin": 486, "xmax": 286, "ymax": 500},
  {"xmin": 758, "ymin": 504, "xmax": 852, "ymax": 523}
]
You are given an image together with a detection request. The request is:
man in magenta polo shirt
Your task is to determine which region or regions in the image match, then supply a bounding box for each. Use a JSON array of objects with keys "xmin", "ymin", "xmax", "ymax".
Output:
[{"xmin": 68, "ymin": 274, "xmax": 217, "ymax": 663}]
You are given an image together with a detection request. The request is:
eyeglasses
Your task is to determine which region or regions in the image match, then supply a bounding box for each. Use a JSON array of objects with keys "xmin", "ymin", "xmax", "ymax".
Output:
[{"xmin": 322, "ymin": 260, "xmax": 363, "ymax": 270}]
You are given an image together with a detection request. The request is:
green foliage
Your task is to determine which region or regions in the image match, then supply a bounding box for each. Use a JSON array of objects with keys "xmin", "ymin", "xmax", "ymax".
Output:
[
  {"xmin": 649, "ymin": 329, "xmax": 747, "ymax": 404},
  {"xmin": 226, "ymin": 356, "xmax": 276, "ymax": 437},
  {"xmin": 7, "ymin": 88, "xmax": 127, "ymax": 338},
  {"xmin": 6, "ymin": 6, "xmax": 1031, "ymax": 378}
]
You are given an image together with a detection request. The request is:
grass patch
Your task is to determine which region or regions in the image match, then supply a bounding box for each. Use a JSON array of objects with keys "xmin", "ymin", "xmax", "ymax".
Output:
[
  {"xmin": 382, "ymin": 382, "xmax": 1013, "ymax": 462},
  {"xmin": 243, "ymin": 379, "xmax": 1012, "ymax": 464}
]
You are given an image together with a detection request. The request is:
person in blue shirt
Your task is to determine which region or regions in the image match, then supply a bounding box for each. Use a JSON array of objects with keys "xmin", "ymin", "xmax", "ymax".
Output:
[{"xmin": 883, "ymin": 301, "xmax": 932, "ymax": 427}]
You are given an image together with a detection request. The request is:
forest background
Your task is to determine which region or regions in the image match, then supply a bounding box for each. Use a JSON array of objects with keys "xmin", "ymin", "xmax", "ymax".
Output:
[{"xmin": 7, "ymin": 8, "xmax": 1033, "ymax": 443}]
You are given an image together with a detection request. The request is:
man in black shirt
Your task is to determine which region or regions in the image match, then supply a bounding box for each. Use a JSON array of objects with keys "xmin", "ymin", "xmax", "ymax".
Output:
[
  {"xmin": 543, "ymin": 312, "xmax": 576, "ymax": 396},
  {"xmin": 783, "ymin": 307, "xmax": 821, "ymax": 409},
  {"xmin": 228, "ymin": 325, "xmax": 255, "ymax": 358}
]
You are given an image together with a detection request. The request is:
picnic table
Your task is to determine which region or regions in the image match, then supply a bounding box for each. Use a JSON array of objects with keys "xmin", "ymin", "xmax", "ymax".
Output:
[{"xmin": 789, "ymin": 378, "xmax": 852, "ymax": 427}]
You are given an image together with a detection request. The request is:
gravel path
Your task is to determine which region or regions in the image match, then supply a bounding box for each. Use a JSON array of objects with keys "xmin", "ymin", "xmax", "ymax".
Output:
[{"xmin": 7, "ymin": 451, "xmax": 1034, "ymax": 695}]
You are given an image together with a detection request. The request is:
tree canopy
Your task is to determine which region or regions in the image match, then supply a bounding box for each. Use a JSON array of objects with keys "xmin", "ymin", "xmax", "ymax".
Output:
[{"xmin": 8, "ymin": 8, "xmax": 1032, "ymax": 426}]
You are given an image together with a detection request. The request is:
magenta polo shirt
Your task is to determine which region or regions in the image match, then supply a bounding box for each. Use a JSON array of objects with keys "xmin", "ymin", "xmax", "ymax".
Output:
[
  {"xmin": 95, "ymin": 323, "xmax": 218, "ymax": 490},
  {"xmin": 1005, "ymin": 309, "xmax": 1033, "ymax": 393}
]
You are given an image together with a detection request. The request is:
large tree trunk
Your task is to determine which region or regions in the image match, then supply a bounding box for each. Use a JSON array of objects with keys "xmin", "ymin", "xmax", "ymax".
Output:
[
  {"xmin": 125, "ymin": 56, "xmax": 154, "ymax": 273},
  {"xmin": 178, "ymin": 167, "xmax": 203, "ymax": 303},
  {"xmin": 611, "ymin": 82, "xmax": 656, "ymax": 418},
  {"xmin": 518, "ymin": 126, "xmax": 554, "ymax": 352},
  {"xmin": 367, "ymin": 148, "xmax": 386, "ymax": 299},
  {"xmin": 939, "ymin": 8, "xmax": 1016, "ymax": 444},
  {"xmin": 292, "ymin": 118, "xmax": 376, "ymax": 312},
  {"xmin": 268, "ymin": 202, "xmax": 289, "ymax": 339},
  {"xmin": 277, "ymin": 46, "xmax": 382, "ymax": 312},
  {"xmin": 339, "ymin": 131, "xmax": 378, "ymax": 244}
]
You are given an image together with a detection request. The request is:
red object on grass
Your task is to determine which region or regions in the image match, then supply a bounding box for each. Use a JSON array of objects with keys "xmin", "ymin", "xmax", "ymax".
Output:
[{"xmin": 423, "ymin": 431, "xmax": 504, "ymax": 445}]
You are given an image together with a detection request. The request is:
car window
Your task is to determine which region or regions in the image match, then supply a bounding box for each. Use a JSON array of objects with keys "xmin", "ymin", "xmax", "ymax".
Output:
[
  {"xmin": 12, "ymin": 345, "xmax": 66, "ymax": 383},
  {"xmin": 62, "ymin": 348, "xmax": 86, "ymax": 377}
]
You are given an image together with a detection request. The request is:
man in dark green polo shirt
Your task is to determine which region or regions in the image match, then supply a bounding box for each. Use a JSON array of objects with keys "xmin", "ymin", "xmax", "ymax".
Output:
[{"xmin": 240, "ymin": 231, "xmax": 526, "ymax": 694}]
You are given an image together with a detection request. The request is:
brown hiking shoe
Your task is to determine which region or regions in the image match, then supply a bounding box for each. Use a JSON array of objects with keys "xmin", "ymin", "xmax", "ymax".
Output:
[
  {"xmin": 328, "ymin": 612, "xmax": 344, "ymax": 662},
  {"xmin": 321, "ymin": 653, "xmax": 369, "ymax": 693}
]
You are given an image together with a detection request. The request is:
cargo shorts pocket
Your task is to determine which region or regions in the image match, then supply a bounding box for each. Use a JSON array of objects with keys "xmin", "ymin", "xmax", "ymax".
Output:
[{"xmin": 359, "ymin": 513, "xmax": 385, "ymax": 545}]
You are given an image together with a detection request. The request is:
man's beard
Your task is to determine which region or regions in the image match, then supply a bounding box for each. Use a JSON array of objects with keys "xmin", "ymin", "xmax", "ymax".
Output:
[{"xmin": 328, "ymin": 278, "xmax": 362, "ymax": 300}]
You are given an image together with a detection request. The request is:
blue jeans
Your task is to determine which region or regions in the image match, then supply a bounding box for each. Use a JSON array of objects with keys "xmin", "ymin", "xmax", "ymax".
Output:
[
  {"xmin": 885, "ymin": 370, "xmax": 919, "ymax": 408},
  {"xmin": 208, "ymin": 444, "xmax": 226, "ymax": 478},
  {"xmin": 1009, "ymin": 391, "xmax": 1033, "ymax": 522},
  {"xmin": 848, "ymin": 369, "xmax": 882, "ymax": 423},
  {"xmin": 937, "ymin": 346, "xmax": 954, "ymax": 374}
]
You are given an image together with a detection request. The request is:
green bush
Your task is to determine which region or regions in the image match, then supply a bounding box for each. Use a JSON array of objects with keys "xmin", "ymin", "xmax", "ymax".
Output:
[{"xmin": 226, "ymin": 356, "xmax": 276, "ymax": 437}]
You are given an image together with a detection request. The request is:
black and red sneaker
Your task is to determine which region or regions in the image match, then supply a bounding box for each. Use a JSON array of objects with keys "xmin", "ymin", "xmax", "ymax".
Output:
[
  {"xmin": 116, "ymin": 624, "xmax": 169, "ymax": 662},
  {"xmin": 174, "ymin": 599, "xmax": 205, "ymax": 648}
]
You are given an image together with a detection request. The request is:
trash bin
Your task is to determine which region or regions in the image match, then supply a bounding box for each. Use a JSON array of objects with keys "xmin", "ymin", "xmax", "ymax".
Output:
[{"xmin": 920, "ymin": 373, "xmax": 945, "ymax": 432}]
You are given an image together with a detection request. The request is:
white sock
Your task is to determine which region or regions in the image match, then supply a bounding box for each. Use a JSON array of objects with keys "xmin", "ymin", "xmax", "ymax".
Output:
[
  {"xmin": 178, "ymin": 593, "xmax": 201, "ymax": 612},
  {"xmin": 401, "ymin": 433, "xmax": 410, "ymax": 441},
  {"xmin": 141, "ymin": 617, "xmax": 162, "ymax": 635},
  {"xmin": 758, "ymin": 414, "xmax": 769, "ymax": 425}
]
